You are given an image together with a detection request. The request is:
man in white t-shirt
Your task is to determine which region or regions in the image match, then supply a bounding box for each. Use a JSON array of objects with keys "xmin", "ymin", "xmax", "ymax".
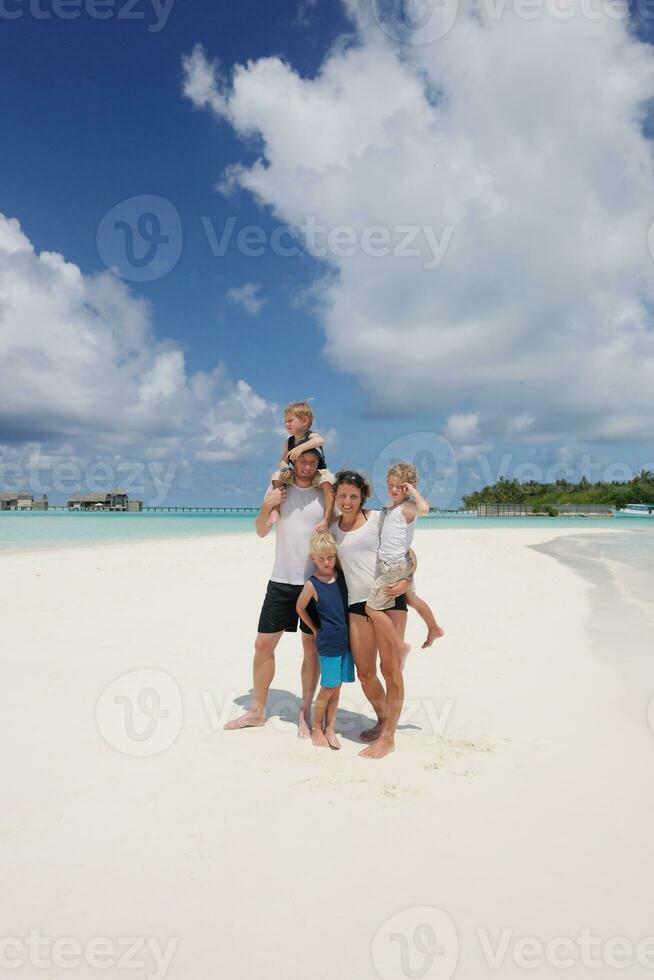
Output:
[{"xmin": 224, "ymin": 448, "xmax": 329, "ymax": 736}]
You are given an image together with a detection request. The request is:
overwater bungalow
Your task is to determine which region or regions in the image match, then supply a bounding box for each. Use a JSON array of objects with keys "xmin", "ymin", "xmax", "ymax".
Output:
[
  {"xmin": 67, "ymin": 489, "xmax": 142, "ymax": 511},
  {"xmin": 0, "ymin": 492, "xmax": 48, "ymax": 511}
]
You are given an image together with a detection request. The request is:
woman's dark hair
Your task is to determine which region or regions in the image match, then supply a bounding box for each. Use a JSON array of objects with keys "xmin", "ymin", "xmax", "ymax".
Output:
[{"xmin": 334, "ymin": 469, "xmax": 373, "ymax": 505}]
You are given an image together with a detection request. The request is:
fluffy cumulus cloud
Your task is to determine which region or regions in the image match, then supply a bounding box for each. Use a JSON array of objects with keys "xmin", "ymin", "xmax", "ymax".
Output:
[
  {"xmin": 182, "ymin": 0, "xmax": 654, "ymax": 451},
  {"xmin": 0, "ymin": 214, "xmax": 277, "ymax": 501}
]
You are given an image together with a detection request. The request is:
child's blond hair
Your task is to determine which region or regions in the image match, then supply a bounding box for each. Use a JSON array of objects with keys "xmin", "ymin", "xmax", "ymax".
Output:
[
  {"xmin": 387, "ymin": 461, "xmax": 418, "ymax": 485},
  {"xmin": 309, "ymin": 530, "xmax": 338, "ymax": 558},
  {"xmin": 285, "ymin": 401, "xmax": 314, "ymax": 427}
]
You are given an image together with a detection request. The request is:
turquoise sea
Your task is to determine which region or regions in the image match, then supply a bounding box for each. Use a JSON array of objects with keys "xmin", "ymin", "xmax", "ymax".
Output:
[
  {"xmin": 1, "ymin": 509, "xmax": 653, "ymax": 554},
  {"xmin": 533, "ymin": 529, "xmax": 653, "ymax": 699}
]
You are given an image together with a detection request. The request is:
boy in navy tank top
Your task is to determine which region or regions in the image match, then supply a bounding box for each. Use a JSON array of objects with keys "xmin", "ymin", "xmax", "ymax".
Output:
[{"xmin": 296, "ymin": 531, "xmax": 354, "ymax": 749}]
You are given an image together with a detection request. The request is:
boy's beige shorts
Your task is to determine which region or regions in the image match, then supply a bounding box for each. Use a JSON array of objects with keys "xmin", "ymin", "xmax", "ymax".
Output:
[
  {"xmin": 271, "ymin": 467, "xmax": 335, "ymax": 488},
  {"xmin": 367, "ymin": 557, "xmax": 415, "ymax": 612}
]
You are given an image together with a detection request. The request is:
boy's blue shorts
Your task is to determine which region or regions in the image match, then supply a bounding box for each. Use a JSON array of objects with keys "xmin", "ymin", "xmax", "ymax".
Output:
[{"xmin": 319, "ymin": 651, "xmax": 355, "ymax": 688}]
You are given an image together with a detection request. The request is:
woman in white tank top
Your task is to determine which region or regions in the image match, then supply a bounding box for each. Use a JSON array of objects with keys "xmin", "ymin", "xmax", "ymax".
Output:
[{"xmin": 331, "ymin": 470, "xmax": 411, "ymax": 758}]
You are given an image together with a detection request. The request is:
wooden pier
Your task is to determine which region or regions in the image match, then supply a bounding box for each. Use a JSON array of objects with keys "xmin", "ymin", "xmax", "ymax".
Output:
[
  {"xmin": 42, "ymin": 505, "xmax": 259, "ymax": 514},
  {"xmin": 142, "ymin": 506, "xmax": 258, "ymax": 514}
]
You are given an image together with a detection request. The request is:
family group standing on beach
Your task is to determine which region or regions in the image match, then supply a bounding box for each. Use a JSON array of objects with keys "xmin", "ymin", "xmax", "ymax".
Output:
[{"xmin": 225, "ymin": 401, "xmax": 444, "ymax": 760}]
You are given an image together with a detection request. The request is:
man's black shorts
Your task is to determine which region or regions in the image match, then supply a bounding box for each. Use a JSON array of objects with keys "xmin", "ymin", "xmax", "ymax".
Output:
[{"xmin": 257, "ymin": 580, "xmax": 319, "ymax": 635}]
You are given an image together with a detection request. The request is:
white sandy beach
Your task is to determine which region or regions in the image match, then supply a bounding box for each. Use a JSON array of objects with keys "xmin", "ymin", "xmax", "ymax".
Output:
[{"xmin": 2, "ymin": 526, "xmax": 654, "ymax": 980}]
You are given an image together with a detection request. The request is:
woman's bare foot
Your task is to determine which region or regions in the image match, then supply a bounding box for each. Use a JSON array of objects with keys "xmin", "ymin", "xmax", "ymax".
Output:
[
  {"xmin": 399, "ymin": 642, "xmax": 412, "ymax": 670},
  {"xmin": 360, "ymin": 721, "xmax": 385, "ymax": 743},
  {"xmin": 422, "ymin": 626, "xmax": 445, "ymax": 648},
  {"xmin": 223, "ymin": 708, "xmax": 265, "ymax": 730},
  {"xmin": 298, "ymin": 709, "xmax": 311, "ymax": 739},
  {"xmin": 325, "ymin": 729, "xmax": 341, "ymax": 750},
  {"xmin": 311, "ymin": 728, "xmax": 330, "ymax": 748},
  {"xmin": 359, "ymin": 735, "xmax": 395, "ymax": 760}
]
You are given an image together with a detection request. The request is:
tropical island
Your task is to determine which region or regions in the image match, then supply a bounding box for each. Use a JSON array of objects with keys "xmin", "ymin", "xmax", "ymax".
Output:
[{"xmin": 462, "ymin": 470, "xmax": 654, "ymax": 516}]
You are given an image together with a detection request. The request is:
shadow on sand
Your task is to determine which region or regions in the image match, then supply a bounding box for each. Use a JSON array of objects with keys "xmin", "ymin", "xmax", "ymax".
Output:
[{"xmin": 232, "ymin": 688, "xmax": 420, "ymax": 744}]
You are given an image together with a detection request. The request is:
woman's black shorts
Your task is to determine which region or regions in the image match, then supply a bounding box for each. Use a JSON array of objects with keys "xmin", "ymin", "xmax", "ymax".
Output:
[
  {"xmin": 348, "ymin": 595, "xmax": 408, "ymax": 617},
  {"xmin": 257, "ymin": 580, "xmax": 317, "ymax": 635}
]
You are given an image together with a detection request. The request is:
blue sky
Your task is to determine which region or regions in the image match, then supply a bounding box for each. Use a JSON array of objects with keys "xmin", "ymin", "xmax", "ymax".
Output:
[
  {"xmin": 1, "ymin": 0, "xmax": 349, "ymax": 396},
  {"xmin": 2, "ymin": 0, "xmax": 654, "ymax": 505}
]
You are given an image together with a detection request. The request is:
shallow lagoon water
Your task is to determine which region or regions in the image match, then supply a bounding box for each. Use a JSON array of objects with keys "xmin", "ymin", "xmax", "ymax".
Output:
[{"xmin": 1, "ymin": 509, "xmax": 652, "ymax": 554}]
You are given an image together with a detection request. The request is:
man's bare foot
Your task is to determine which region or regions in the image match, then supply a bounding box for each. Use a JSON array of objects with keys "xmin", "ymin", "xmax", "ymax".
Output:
[
  {"xmin": 399, "ymin": 642, "xmax": 412, "ymax": 670},
  {"xmin": 325, "ymin": 729, "xmax": 341, "ymax": 750},
  {"xmin": 311, "ymin": 728, "xmax": 330, "ymax": 748},
  {"xmin": 223, "ymin": 709, "xmax": 265, "ymax": 731},
  {"xmin": 422, "ymin": 626, "xmax": 445, "ymax": 648},
  {"xmin": 359, "ymin": 735, "xmax": 395, "ymax": 760},
  {"xmin": 298, "ymin": 710, "xmax": 311, "ymax": 739},
  {"xmin": 360, "ymin": 721, "xmax": 385, "ymax": 743}
]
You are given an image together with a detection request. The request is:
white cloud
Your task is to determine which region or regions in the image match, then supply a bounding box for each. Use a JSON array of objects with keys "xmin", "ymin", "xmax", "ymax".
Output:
[
  {"xmin": 181, "ymin": 45, "xmax": 228, "ymax": 117},
  {"xmin": 182, "ymin": 5, "xmax": 654, "ymax": 445},
  {"xmin": 508, "ymin": 414, "xmax": 536, "ymax": 435},
  {"xmin": 0, "ymin": 214, "xmax": 278, "ymax": 500},
  {"xmin": 443, "ymin": 413, "xmax": 480, "ymax": 443},
  {"xmin": 227, "ymin": 282, "xmax": 266, "ymax": 315}
]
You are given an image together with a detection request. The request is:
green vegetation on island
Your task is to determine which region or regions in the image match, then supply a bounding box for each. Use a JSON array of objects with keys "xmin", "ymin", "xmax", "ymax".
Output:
[{"xmin": 461, "ymin": 470, "xmax": 654, "ymax": 512}]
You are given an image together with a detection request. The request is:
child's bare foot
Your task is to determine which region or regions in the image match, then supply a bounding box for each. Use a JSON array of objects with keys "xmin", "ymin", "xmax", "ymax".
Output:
[
  {"xmin": 359, "ymin": 735, "xmax": 395, "ymax": 759},
  {"xmin": 325, "ymin": 729, "xmax": 341, "ymax": 750},
  {"xmin": 360, "ymin": 721, "xmax": 385, "ymax": 742},
  {"xmin": 298, "ymin": 709, "xmax": 311, "ymax": 739},
  {"xmin": 399, "ymin": 642, "xmax": 411, "ymax": 670},
  {"xmin": 314, "ymin": 518, "xmax": 329, "ymax": 532},
  {"xmin": 422, "ymin": 626, "xmax": 445, "ymax": 648},
  {"xmin": 311, "ymin": 728, "xmax": 330, "ymax": 748},
  {"xmin": 268, "ymin": 509, "xmax": 280, "ymax": 527},
  {"xmin": 224, "ymin": 708, "xmax": 266, "ymax": 730}
]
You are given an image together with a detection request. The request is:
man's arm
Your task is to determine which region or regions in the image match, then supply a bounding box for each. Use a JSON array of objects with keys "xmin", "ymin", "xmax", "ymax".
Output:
[
  {"xmin": 322, "ymin": 482, "xmax": 335, "ymax": 525},
  {"xmin": 296, "ymin": 581, "xmax": 319, "ymax": 634},
  {"xmin": 255, "ymin": 486, "xmax": 286, "ymax": 538}
]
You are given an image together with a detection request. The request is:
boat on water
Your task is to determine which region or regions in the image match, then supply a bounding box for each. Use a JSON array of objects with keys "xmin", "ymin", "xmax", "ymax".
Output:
[{"xmin": 613, "ymin": 503, "xmax": 654, "ymax": 518}]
